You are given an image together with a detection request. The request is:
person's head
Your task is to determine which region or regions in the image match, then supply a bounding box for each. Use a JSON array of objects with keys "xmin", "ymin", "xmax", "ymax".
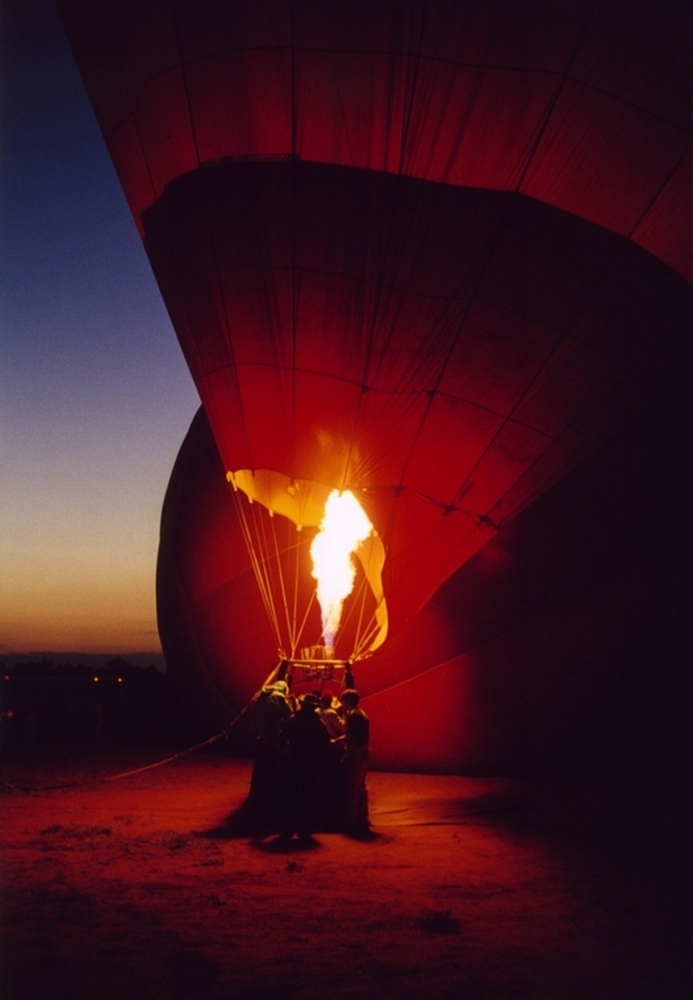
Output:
[
  {"xmin": 272, "ymin": 680, "xmax": 289, "ymax": 696},
  {"xmin": 340, "ymin": 688, "xmax": 360, "ymax": 710},
  {"xmin": 301, "ymin": 692, "xmax": 319, "ymax": 710},
  {"xmin": 318, "ymin": 691, "xmax": 334, "ymax": 708}
]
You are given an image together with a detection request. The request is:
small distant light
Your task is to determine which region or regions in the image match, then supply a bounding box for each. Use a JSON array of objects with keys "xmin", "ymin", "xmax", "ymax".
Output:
[
  {"xmin": 3, "ymin": 674, "xmax": 10, "ymax": 682},
  {"xmin": 117, "ymin": 677, "xmax": 123, "ymax": 683},
  {"xmin": 93, "ymin": 676, "xmax": 100, "ymax": 683}
]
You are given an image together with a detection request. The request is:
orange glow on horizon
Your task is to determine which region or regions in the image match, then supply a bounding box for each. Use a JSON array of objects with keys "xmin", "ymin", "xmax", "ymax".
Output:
[{"xmin": 0, "ymin": 556, "xmax": 162, "ymax": 655}]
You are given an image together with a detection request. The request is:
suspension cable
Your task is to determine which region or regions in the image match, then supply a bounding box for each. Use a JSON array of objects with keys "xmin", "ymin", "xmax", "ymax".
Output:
[
  {"xmin": 231, "ymin": 487, "xmax": 283, "ymax": 651},
  {"xmin": 229, "ymin": 478, "xmax": 383, "ymax": 663}
]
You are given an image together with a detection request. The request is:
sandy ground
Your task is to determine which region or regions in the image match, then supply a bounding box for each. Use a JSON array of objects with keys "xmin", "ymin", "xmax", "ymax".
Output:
[{"xmin": 1, "ymin": 748, "xmax": 689, "ymax": 1000}]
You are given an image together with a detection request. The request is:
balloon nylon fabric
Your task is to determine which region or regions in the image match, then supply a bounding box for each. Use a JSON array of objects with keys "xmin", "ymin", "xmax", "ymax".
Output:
[
  {"xmin": 143, "ymin": 160, "xmax": 676, "ymax": 656},
  {"xmin": 57, "ymin": 0, "xmax": 691, "ymax": 660},
  {"xmin": 57, "ymin": 0, "xmax": 691, "ymax": 277}
]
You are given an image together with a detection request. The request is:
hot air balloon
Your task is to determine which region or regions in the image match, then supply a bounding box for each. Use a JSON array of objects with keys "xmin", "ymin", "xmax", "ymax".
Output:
[{"xmin": 58, "ymin": 0, "xmax": 690, "ymax": 769}]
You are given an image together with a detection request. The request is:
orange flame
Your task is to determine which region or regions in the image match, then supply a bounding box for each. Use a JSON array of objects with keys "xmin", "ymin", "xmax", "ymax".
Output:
[{"xmin": 310, "ymin": 490, "xmax": 373, "ymax": 651}]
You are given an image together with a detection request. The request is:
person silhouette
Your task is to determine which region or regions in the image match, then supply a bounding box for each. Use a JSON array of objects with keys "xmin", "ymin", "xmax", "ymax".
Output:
[
  {"xmin": 281, "ymin": 693, "xmax": 331, "ymax": 840},
  {"xmin": 248, "ymin": 680, "xmax": 293, "ymax": 823},
  {"xmin": 338, "ymin": 689, "xmax": 370, "ymax": 835}
]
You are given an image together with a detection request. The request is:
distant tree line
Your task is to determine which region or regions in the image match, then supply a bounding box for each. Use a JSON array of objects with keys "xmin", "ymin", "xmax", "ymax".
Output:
[{"xmin": 1, "ymin": 657, "xmax": 174, "ymax": 750}]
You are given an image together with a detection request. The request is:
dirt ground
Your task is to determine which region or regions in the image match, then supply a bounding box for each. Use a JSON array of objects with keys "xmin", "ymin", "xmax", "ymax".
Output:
[{"xmin": 1, "ymin": 748, "xmax": 689, "ymax": 1000}]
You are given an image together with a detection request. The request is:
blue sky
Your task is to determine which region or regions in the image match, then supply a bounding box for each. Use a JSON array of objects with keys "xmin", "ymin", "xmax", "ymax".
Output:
[{"xmin": 0, "ymin": 0, "xmax": 200, "ymax": 653}]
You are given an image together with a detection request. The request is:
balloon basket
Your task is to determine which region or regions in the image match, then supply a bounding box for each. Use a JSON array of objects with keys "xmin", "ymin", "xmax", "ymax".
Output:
[{"xmin": 281, "ymin": 650, "xmax": 355, "ymax": 693}]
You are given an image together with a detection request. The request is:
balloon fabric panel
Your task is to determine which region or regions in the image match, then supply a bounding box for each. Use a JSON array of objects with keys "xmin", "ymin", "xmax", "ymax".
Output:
[{"xmin": 58, "ymin": 0, "xmax": 691, "ymax": 277}]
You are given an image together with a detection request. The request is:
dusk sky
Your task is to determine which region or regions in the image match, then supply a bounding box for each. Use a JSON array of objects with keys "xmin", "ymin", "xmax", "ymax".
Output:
[{"xmin": 1, "ymin": 0, "xmax": 200, "ymax": 654}]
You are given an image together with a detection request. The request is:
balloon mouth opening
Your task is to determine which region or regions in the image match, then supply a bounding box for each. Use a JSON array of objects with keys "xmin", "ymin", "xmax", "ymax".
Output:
[{"xmin": 227, "ymin": 469, "xmax": 388, "ymax": 659}]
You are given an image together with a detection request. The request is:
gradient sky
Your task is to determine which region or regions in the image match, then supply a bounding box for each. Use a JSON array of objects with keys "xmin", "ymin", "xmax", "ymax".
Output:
[{"xmin": 1, "ymin": 0, "xmax": 200, "ymax": 654}]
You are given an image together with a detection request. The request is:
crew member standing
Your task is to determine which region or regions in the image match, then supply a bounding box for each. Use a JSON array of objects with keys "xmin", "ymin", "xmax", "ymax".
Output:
[
  {"xmin": 339, "ymin": 688, "xmax": 370, "ymax": 835},
  {"xmin": 248, "ymin": 680, "xmax": 292, "ymax": 821},
  {"xmin": 282, "ymin": 693, "xmax": 332, "ymax": 840}
]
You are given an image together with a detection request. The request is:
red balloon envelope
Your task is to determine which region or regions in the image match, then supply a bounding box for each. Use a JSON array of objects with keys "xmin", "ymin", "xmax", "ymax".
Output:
[
  {"xmin": 58, "ymin": 0, "xmax": 690, "ymax": 275},
  {"xmin": 58, "ymin": 1, "xmax": 691, "ymax": 761},
  {"xmin": 143, "ymin": 166, "xmax": 679, "ymax": 664}
]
